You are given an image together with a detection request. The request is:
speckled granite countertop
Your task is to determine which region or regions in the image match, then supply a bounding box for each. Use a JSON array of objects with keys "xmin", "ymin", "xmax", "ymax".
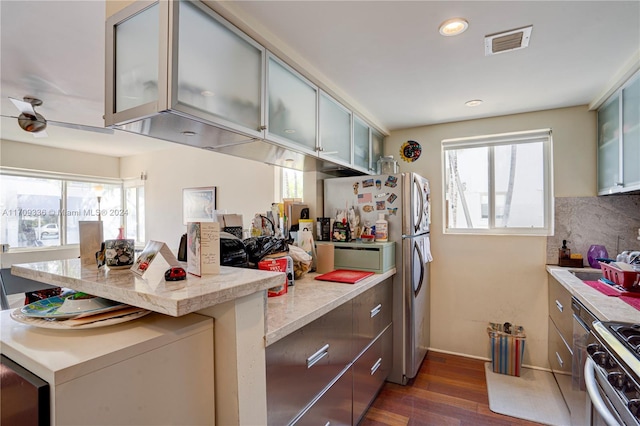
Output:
[
  {"xmin": 12, "ymin": 258, "xmax": 283, "ymax": 317},
  {"xmin": 265, "ymin": 269, "xmax": 396, "ymax": 346},
  {"xmin": 546, "ymin": 265, "xmax": 639, "ymax": 323}
]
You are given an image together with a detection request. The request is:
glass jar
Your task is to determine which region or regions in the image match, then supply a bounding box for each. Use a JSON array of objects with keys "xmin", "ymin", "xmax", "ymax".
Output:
[{"xmin": 377, "ymin": 156, "xmax": 398, "ymax": 174}]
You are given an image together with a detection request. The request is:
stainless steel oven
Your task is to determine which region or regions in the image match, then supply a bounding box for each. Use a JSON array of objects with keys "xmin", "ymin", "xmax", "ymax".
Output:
[{"xmin": 585, "ymin": 321, "xmax": 640, "ymax": 426}]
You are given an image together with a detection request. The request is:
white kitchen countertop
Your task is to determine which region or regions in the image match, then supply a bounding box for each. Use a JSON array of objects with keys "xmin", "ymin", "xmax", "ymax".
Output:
[
  {"xmin": 265, "ymin": 268, "xmax": 396, "ymax": 346},
  {"xmin": 546, "ymin": 265, "xmax": 639, "ymax": 323},
  {"xmin": 11, "ymin": 258, "xmax": 283, "ymax": 316},
  {"xmin": 0, "ymin": 310, "xmax": 213, "ymax": 385}
]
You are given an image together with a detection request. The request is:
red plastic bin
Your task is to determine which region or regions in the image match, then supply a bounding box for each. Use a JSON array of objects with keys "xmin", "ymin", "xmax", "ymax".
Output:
[{"xmin": 599, "ymin": 262, "xmax": 640, "ymax": 289}]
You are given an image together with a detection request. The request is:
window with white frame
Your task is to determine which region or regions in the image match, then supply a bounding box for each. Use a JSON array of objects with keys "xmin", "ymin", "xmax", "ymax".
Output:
[
  {"xmin": 0, "ymin": 170, "xmax": 146, "ymax": 248},
  {"xmin": 124, "ymin": 178, "xmax": 146, "ymax": 244},
  {"xmin": 275, "ymin": 167, "xmax": 303, "ymax": 200},
  {"xmin": 442, "ymin": 129, "xmax": 553, "ymax": 235}
]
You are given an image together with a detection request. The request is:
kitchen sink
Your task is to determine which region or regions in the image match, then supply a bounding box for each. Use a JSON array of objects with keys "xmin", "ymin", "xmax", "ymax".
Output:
[{"xmin": 570, "ymin": 271, "xmax": 603, "ymax": 281}]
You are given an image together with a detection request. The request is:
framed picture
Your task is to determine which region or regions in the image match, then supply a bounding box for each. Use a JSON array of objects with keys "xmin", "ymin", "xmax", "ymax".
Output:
[{"xmin": 183, "ymin": 187, "xmax": 217, "ymax": 225}]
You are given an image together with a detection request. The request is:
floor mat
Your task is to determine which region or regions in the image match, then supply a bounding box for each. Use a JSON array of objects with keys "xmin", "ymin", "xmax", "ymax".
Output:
[{"xmin": 485, "ymin": 363, "xmax": 571, "ymax": 426}]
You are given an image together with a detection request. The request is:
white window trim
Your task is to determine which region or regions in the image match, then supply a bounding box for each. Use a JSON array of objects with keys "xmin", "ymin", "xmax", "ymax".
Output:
[
  {"xmin": 441, "ymin": 128, "xmax": 554, "ymax": 236},
  {"xmin": 0, "ymin": 168, "xmax": 130, "ymax": 249}
]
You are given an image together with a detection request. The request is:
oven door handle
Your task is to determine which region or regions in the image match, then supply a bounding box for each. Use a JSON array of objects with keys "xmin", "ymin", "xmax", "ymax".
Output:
[{"xmin": 584, "ymin": 358, "xmax": 620, "ymax": 426}]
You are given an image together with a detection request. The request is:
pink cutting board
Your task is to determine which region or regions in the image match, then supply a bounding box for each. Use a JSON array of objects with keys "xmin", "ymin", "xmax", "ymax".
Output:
[{"xmin": 314, "ymin": 269, "xmax": 375, "ymax": 284}]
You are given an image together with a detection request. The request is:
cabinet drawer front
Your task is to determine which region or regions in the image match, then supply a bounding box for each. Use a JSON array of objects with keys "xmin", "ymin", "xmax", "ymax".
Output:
[
  {"xmin": 548, "ymin": 319, "xmax": 572, "ymax": 376},
  {"xmin": 353, "ymin": 325, "xmax": 392, "ymax": 425},
  {"xmin": 266, "ymin": 301, "xmax": 353, "ymax": 425},
  {"xmin": 548, "ymin": 276, "xmax": 572, "ymax": 340},
  {"xmin": 292, "ymin": 368, "xmax": 353, "ymax": 426},
  {"xmin": 334, "ymin": 247, "xmax": 380, "ymax": 271},
  {"xmin": 353, "ymin": 278, "xmax": 392, "ymax": 356}
]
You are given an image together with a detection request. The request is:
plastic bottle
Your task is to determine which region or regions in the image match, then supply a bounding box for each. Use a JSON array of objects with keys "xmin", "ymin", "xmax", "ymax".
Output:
[{"xmin": 375, "ymin": 213, "xmax": 388, "ymax": 242}]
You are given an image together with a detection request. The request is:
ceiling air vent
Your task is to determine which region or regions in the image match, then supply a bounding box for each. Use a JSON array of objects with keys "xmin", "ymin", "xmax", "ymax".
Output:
[{"xmin": 484, "ymin": 25, "xmax": 532, "ymax": 56}]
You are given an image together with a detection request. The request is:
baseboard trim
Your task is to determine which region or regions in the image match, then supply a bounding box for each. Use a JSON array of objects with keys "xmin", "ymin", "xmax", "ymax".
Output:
[{"xmin": 427, "ymin": 347, "xmax": 552, "ymax": 373}]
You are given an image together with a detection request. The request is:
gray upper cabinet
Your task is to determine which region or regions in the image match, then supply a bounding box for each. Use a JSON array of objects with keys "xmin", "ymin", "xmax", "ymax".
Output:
[
  {"xmin": 107, "ymin": 0, "xmax": 264, "ymax": 140},
  {"xmin": 319, "ymin": 91, "xmax": 352, "ymax": 165},
  {"xmin": 174, "ymin": 1, "xmax": 263, "ymax": 134},
  {"xmin": 113, "ymin": 2, "xmax": 161, "ymax": 114},
  {"xmin": 622, "ymin": 73, "xmax": 640, "ymax": 190},
  {"xmin": 598, "ymin": 70, "xmax": 640, "ymax": 194},
  {"xmin": 266, "ymin": 54, "xmax": 318, "ymax": 154},
  {"xmin": 371, "ymin": 129, "xmax": 385, "ymax": 172},
  {"xmin": 106, "ymin": 0, "xmax": 386, "ymax": 174},
  {"xmin": 353, "ymin": 115, "xmax": 371, "ymax": 172}
]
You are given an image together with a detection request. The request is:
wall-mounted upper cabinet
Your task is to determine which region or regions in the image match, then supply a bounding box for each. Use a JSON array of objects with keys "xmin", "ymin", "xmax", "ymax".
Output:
[
  {"xmin": 266, "ymin": 55, "xmax": 317, "ymax": 154},
  {"xmin": 598, "ymin": 70, "xmax": 640, "ymax": 194},
  {"xmin": 319, "ymin": 91, "xmax": 352, "ymax": 166},
  {"xmin": 371, "ymin": 129, "xmax": 385, "ymax": 172},
  {"xmin": 353, "ymin": 115, "xmax": 372, "ymax": 172},
  {"xmin": 175, "ymin": 1, "xmax": 263, "ymax": 133},
  {"xmin": 107, "ymin": 0, "xmax": 265, "ymax": 142},
  {"xmin": 106, "ymin": 0, "xmax": 385, "ymax": 174}
]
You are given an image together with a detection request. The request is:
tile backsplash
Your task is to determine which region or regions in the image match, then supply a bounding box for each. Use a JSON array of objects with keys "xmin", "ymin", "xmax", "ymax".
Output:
[{"xmin": 547, "ymin": 195, "xmax": 640, "ymax": 265}]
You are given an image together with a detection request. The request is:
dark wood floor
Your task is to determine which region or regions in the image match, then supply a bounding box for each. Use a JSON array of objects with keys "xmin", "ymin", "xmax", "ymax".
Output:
[{"xmin": 360, "ymin": 351, "xmax": 546, "ymax": 426}]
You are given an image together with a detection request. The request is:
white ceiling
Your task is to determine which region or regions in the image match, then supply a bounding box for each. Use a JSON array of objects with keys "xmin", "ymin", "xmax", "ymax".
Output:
[{"xmin": 1, "ymin": 1, "xmax": 639, "ymax": 158}]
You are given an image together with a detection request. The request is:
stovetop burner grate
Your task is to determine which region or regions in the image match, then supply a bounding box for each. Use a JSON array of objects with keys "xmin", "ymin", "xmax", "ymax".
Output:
[{"xmin": 611, "ymin": 324, "xmax": 640, "ymax": 360}]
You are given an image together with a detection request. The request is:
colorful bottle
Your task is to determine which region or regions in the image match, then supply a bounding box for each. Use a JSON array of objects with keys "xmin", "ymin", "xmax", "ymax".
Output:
[{"xmin": 375, "ymin": 213, "xmax": 388, "ymax": 242}]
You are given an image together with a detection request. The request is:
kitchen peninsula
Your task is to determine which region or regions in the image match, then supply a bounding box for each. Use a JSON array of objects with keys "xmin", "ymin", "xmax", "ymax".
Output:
[{"xmin": 3, "ymin": 258, "xmax": 396, "ymax": 425}]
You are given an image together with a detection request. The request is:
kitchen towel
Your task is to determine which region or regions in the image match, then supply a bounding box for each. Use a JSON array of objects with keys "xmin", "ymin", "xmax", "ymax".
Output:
[{"xmin": 584, "ymin": 280, "xmax": 640, "ymax": 311}]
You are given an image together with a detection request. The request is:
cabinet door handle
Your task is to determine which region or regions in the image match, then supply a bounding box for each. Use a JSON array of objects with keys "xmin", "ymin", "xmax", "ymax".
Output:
[
  {"xmin": 324, "ymin": 422, "xmax": 331, "ymax": 426},
  {"xmin": 555, "ymin": 300, "xmax": 563, "ymax": 313},
  {"xmin": 555, "ymin": 351, "xmax": 564, "ymax": 368},
  {"xmin": 370, "ymin": 304, "xmax": 382, "ymax": 318},
  {"xmin": 371, "ymin": 357, "xmax": 382, "ymax": 375},
  {"xmin": 307, "ymin": 344, "xmax": 330, "ymax": 369}
]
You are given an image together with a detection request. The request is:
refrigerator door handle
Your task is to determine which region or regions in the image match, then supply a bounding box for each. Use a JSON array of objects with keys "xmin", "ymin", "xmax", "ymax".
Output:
[
  {"xmin": 413, "ymin": 240, "xmax": 425, "ymax": 297},
  {"xmin": 413, "ymin": 175, "xmax": 424, "ymax": 234}
]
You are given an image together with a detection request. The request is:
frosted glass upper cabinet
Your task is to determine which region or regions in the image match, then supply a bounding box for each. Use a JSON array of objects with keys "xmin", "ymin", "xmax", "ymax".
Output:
[
  {"xmin": 106, "ymin": 1, "xmax": 167, "ymax": 125},
  {"xmin": 622, "ymin": 72, "xmax": 640, "ymax": 191},
  {"xmin": 319, "ymin": 91, "xmax": 352, "ymax": 165},
  {"xmin": 353, "ymin": 115, "xmax": 371, "ymax": 172},
  {"xmin": 266, "ymin": 54, "xmax": 318, "ymax": 154},
  {"xmin": 371, "ymin": 129, "xmax": 385, "ymax": 172},
  {"xmin": 597, "ymin": 94, "xmax": 621, "ymax": 194},
  {"xmin": 106, "ymin": 0, "xmax": 265, "ymax": 140},
  {"xmin": 597, "ymin": 70, "xmax": 640, "ymax": 194}
]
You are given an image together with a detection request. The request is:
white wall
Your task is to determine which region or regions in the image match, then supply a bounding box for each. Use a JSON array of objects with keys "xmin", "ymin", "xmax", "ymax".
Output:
[
  {"xmin": 120, "ymin": 144, "xmax": 275, "ymax": 249},
  {"xmin": 385, "ymin": 105, "xmax": 597, "ymax": 369},
  {"xmin": 0, "ymin": 140, "xmax": 120, "ymax": 178}
]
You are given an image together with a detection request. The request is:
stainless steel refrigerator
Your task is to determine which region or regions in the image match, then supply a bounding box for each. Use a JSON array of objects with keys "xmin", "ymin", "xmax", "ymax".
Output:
[{"xmin": 323, "ymin": 172, "xmax": 432, "ymax": 385}]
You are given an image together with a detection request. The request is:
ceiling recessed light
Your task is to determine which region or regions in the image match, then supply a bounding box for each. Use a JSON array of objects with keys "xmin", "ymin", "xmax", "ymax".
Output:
[
  {"xmin": 465, "ymin": 99, "xmax": 483, "ymax": 107},
  {"xmin": 200, "ymin": 90, "xmax": 215, "ymax": 97},
  {"xmin": 439, "ymin": 18, "xmax": 469, "ymax": 36}
]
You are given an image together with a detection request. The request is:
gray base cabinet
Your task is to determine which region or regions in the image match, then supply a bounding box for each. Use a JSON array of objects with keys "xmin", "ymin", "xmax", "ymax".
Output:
[
  {"xmin": 294, "ymin": 368, "xmax": 354, "ymax": 426},
  {"xmin": 267, "ymin": 278, "xmax": 393, "ymax": 425},
  {"xmin": 353, "ymin": 326, "xmax": 392, "ymax": 425}
]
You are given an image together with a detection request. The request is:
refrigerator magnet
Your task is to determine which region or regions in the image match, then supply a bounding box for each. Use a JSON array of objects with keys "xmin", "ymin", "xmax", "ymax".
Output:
[
  {"xmin": 375, "ymin": 180, "xmax": 382, "ymax": 189},
  {"xmin": 376, "ymin": 201, "xmax": 385, "ymax": 210},
  {"xmin": 362, "ymin": 179, "xmax": 374, "ymax": 188},
  {"xmin": 387, "ymin": 207, "xmax": 398, "ymax": 215},
  {"xmin": 352, "ymin": 182, "xmax": 359, "ymax": 194},
  {"xmin": 387, "ymin": 193, "xmax": 398, "ymax": 204},
  {"xmin": 385, "ymin": 176, "xmax": 398, "ymax": 187}
]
